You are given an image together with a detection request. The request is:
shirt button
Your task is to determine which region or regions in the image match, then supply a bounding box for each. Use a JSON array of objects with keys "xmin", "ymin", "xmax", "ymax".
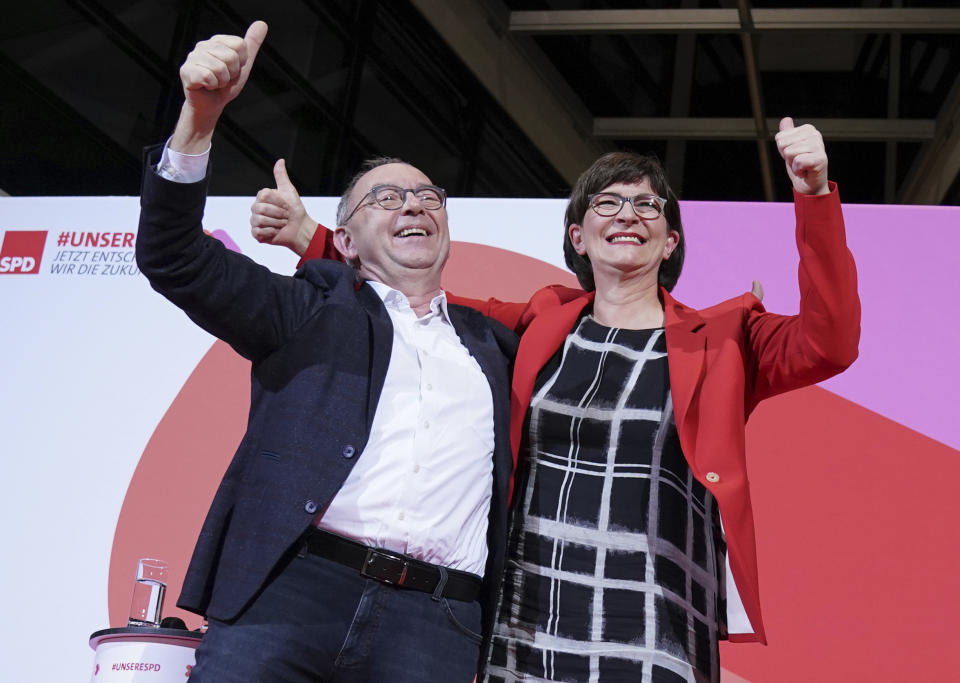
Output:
[
  {"xmin": 426, "ymin": 383, "xmax": 433, "ymax": 391},
  {"xmin": 413, "ymin": 463, "xmax": 420, "ymax": 473},
  {"xmin": 398, "ymin": 511, "xmax": 405, "ymax": 520},
  {"xmin": 341, "ymin": 445, "xmax": 355, "ymax": 458},
  {"xmin": 705, "ymin": 472, "xmax": 720, "ymax": 483},
  {"xmin": 304, "ymin": 500, "xmax": 318, "ymax": 514},
  {"xmin": 423, "ymin": 420, "xmax": 430, "ymax": 429}
]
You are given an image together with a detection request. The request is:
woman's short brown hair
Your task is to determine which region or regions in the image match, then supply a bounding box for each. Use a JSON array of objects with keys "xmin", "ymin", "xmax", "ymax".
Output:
[{"xmin": 563, "ymin": 152, "xmax": 685, "ymax": 292}]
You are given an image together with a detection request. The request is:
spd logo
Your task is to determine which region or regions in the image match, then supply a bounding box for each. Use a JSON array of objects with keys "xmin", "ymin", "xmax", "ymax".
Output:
[{"xmin": 0, "ymin": 230, "xmax": 47, "ymax": 274}]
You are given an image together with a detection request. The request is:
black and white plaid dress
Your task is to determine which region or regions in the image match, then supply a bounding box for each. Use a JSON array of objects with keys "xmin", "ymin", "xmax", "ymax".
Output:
[{"xmin": 484, "ymin": 315, "xmax": 727, "ymax": 683}]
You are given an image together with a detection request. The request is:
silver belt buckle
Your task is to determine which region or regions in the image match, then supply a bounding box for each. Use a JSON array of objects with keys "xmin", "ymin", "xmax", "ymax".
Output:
[{"xmin": 361, "ymin": 548, "xmax": 409, "ymax": 586}]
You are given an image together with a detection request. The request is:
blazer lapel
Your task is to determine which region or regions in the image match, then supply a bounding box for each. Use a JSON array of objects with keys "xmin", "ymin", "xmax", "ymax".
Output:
[
  {"xmin": 357, "ymin": 283, "xmax": 394, "ymax": 434},
  {"xmin": 510, "ymin": 293, "xmax": 593, "ymax": 466},
  {"xmin": 662, "ymin": 288, "xmax": 707, "ymax": 451},
  {"xmin": 447, "ymin": 305, "xmax": 514, "ymax": 513},
  {"xmin": 447, "ymin": 306, "xmax": 511, "ymax": 410}
]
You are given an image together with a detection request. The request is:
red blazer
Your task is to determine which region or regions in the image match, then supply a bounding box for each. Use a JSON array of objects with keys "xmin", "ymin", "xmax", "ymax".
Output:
[{"xmin": 301, "ymin": 184, "xmax": 860, "ymax": 643}]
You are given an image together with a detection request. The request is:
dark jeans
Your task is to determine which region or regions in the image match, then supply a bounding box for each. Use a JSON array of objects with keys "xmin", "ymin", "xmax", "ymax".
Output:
[{"xmin": 188, "ymin": 548, "xmax": 483, "ymax": 682}]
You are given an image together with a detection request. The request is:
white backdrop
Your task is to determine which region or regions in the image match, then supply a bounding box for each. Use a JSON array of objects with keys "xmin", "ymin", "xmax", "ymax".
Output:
[{"xmin": 2, "ymin": 192, "xmax": 958, "ymax": 681}]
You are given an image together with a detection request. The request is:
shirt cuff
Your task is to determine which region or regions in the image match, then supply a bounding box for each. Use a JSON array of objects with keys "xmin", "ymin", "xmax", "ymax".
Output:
[{"xmin": 156, "ymin": 138, "xmax": 211, "ymax": 183}]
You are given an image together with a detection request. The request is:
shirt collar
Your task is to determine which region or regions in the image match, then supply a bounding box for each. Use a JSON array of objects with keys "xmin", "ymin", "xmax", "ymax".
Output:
[{"xmin": 366, "ymin": 280, "xmax": 451, "ymax": 323}]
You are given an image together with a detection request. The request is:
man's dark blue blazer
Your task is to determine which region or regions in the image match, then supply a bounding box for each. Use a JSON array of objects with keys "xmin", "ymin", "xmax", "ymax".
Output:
[{"xmin": 135, "ymin": 148, "xmax": 518, "ymax": 645}]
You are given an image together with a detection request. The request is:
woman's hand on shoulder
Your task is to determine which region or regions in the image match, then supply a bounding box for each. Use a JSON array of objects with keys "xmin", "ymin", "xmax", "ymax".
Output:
[{"xmin": 775, "ymin": 117, "xmax": 829, "ymax": 196}]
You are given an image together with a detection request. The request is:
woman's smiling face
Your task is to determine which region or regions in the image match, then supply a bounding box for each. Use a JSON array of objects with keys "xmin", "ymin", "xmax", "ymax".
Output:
[{"xmin": 567, "ymin": 177, "xmax": 679, "ymax": 286}]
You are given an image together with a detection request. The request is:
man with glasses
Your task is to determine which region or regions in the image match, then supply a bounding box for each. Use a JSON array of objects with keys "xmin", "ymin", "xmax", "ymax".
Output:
[{"xmin": 136, "ymin": 22, "xmax": 516, "ymax": 681}]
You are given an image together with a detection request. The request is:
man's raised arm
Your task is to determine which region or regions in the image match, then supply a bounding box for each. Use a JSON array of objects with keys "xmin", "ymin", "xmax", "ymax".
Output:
[
  {"xmin": 170, "ymin": 21, "xmax": 267, "ymax": 155},
  {"xmin": 137, "ymin": 20, "xmax": 329, "ymax": 361}
]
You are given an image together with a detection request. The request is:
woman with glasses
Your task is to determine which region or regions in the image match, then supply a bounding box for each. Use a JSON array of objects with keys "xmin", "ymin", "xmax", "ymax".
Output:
[{"xmin": 251, "ymin": 117, "xmax": 859, "ymax": 682}]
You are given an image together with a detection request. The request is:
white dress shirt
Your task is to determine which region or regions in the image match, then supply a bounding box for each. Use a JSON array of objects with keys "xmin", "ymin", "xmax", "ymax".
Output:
[
  {"xmin": 316, "ymin": 282, "xmax": 494, "ymax": 575},
  {"xmin": 157, "ymin": 144, "xmax": 496, "ymax": 575}
]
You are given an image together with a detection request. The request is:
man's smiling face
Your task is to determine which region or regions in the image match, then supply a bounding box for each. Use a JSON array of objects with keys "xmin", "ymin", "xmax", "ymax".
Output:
[{"xmin": 334, "ymin": 162, "xmax": 450, "ymax": 292}]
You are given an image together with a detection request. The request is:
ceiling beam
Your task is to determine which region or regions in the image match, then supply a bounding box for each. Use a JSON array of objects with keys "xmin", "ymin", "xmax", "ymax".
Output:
[
  {"xmin": 752, "ymin": 8, "xmax": 960, "ymax": 32},
  {"xmin": 509, "ymin": 8, "xmax": 960, "ymax": 34},
  {"xmin": 737, "ymin": 0, "xmax": 774, "ymax": 201},
  {"xmin": 594, "ymin": 117, "xmax": 935, "ymax": 141},
  {"xmin": 408, "ymin": 0, "xmax": 609, "ymax": 185},
  {"xmin": 511, "ymin": 9, "xmax": 740, "ymax": 33},
  {"xmin": 899, "ymin": 76, "xmax": 960, "ymax": 204},
  {"xmin": 664, "ymin": 0, "xmax": 699, "ymax": 196}
]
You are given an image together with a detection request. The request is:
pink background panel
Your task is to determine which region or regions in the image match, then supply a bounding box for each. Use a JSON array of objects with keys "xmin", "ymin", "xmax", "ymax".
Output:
[{"xmin": 674, "ymin": 198, "xmax": 960, "ymax": 451}]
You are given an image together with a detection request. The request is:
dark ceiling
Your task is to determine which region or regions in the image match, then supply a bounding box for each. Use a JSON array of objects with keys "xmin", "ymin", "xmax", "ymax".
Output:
[{"xmin": 2, "ymin": 0, "xmax": 959, "ymax": 205}]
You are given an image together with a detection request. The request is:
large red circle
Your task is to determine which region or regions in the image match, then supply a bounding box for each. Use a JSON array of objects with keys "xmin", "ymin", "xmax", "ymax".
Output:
[{"xmin": 109, "ymin": 242, "xmax": 577, "ymax": 628}]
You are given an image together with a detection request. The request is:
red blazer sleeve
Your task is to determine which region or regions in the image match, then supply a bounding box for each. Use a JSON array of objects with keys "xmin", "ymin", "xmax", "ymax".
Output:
[
  {"xmin": 445, "ymin": 295, "xmax": 528, "ymax": 332},
  {"xmin": 297, "ymin": 222, "xmax": 343, "ymax": 269},
  {"xmin": 448, "ymin": 285, "xmax": 588, "ymax": 335},
  {"xmin": 744, "ymin": 181, "xmax": 861, "ymax": 407}
]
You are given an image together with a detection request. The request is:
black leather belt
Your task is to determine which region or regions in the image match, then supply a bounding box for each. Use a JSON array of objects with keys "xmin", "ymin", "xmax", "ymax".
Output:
[{"xmin": 302, "ymin": 528, "xmax": 482, "ymax": 602}]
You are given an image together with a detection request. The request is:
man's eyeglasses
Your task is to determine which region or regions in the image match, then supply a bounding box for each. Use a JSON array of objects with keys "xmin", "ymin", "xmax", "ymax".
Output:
[
  {"xmin": 587, "ymin": 192, "xmax": 667, "ymax": 219},
  {"xmin": 344, "ymin": 184, "xmax": 447, "ymax": 223}
]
